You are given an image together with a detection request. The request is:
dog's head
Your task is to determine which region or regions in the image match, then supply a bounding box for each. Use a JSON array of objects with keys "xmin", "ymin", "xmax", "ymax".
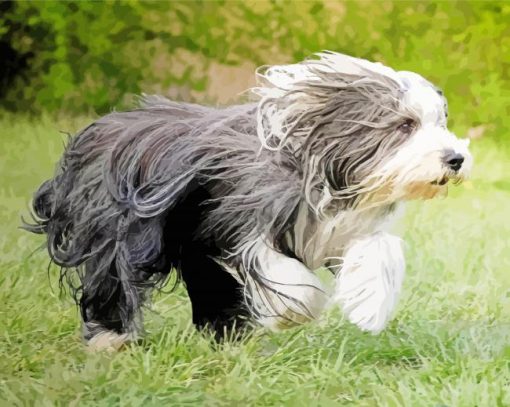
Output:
[{"xmin": 254, "ymin": 52, "xmax": 472, "ymax": 210}]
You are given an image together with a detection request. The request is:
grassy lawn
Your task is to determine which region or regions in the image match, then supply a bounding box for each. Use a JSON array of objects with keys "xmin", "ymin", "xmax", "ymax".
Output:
[{"xmin": 0, "ymin": 115, "xmax": 509, "ymax": 406}]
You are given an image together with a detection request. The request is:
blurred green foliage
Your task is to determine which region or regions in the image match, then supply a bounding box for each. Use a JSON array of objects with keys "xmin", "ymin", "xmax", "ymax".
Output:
[{"xmin": 1, "ymin": 0, "xmax": 509, "ymax": 138}]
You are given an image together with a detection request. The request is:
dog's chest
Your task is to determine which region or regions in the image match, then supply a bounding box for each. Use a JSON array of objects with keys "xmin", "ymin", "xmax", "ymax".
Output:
[{"xmin": 289, "ymin": 203, "xmax": 399, "ymax": 270}]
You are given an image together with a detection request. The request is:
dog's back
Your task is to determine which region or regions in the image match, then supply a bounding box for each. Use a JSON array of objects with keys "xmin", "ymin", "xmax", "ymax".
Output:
[{"xmin": 27, "ymin": 97, "xmax": 214, "ymax": 231}]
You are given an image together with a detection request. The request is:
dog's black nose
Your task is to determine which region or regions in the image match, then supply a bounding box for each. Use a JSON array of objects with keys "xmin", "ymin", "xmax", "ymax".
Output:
[{"xmin": 443, "ymin": 151, "xmax": 464, "ymax": 172}]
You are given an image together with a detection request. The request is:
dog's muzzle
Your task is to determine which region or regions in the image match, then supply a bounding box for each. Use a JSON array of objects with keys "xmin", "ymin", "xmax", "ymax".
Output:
[{"xmin": 442, "ymin": 150, "xmax": 465, "ymax": 172}]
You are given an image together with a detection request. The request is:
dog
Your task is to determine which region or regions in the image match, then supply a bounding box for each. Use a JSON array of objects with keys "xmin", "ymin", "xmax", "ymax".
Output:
[{"xmin": 25, "ymin": 52, "xmax": 472, "ymax": 350}]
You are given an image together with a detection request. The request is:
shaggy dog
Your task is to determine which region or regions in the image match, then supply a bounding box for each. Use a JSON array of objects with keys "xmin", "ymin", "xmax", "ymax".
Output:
[{"xmin": 25, "ymin": 52, "xmax": 472, "ymax": 350}]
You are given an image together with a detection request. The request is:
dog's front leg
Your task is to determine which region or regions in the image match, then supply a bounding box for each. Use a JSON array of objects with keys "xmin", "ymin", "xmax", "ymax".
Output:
[
  {"xmin": 332, "ymin": 232, "xmax": 405, "ymax": 334},
  {"xmin": 245, "ymin": 242, "xmax": 330, "ymax": 331}
]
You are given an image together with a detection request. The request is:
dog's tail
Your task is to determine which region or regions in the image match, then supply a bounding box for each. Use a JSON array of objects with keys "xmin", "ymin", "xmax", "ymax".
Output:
[
  {"xmin": 22, "ymin": 131, "xmax": 78, "ymax": 236},
  {"xmin": 23, "ymin": 178, "xmax": 56, "ymax": 234}
]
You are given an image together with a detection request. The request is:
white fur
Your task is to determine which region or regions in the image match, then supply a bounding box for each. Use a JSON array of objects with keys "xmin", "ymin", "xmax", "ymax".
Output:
[
  {"xmin": 249, "ymin": 53, "xmax": 472, "ymax": 334},
  {"xmin": 377, "ymin": 126, "xmax": 472, "ymax": 190},
  {"xmin": 398, "ymin": 71, "xmax": 447, "ymax": 125},
  {"xmin": 238, "ymin": 207, "xmax": 406, "ymax": 334},
  {"xmin": 242, "ymin": 238, "xmax": 329, "ymax": 330},
  {"xmin": 295, "ymin": 204, "xmax": 401, "ymax": 270},
  {"xmin": 396, "ymin": 70, "xmax": 473, "ymax": 180},
  {"xmin": 84, "ymin": 322, "xmax": 137, "ymax": 352},
  {"xmin": 332, "ymin": 232, "xmax": 405, "ymax": 333},
  {"xmin": 366, "ymin": 73, "xmax": 473, "ymax": 203},
  {"xmin": 257, "ymin": 52, "xmax": 402, "ymax": 91},
  {"xmin": 287, "ymin": 201, "xmax": 406, "ymax": 333},
  {"xmin": 87, "ymin": 331, "xmax": 131, "ymax": 352},
  {"xmin": 337, "ymin": 71, "xmax": 474, "ymax": 207}
]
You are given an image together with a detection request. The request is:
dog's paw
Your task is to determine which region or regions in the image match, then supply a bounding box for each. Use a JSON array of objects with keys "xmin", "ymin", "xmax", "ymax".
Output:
[
  {"xmin": 86, "ymin": 331, "xmax": 131, "ymax": 352},
  {"xmin": 333, "ymin": 232, "xmax": 405, "ymax": 334}
]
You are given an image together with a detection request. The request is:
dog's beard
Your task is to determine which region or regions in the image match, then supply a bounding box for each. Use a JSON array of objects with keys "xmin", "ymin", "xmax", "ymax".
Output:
[{"xmin": 347, "ymin": 127, "xmax": 472, "ymax": 208}]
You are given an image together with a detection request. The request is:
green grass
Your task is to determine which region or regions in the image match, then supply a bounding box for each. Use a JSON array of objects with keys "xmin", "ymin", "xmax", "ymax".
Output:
[{"xmin": 0, "ymin": 115, "xmax": 509, "ymax": 406}]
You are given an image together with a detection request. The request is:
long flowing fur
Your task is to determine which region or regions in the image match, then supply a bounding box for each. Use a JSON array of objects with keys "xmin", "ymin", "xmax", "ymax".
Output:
[
  {"xmin": 24, "ymin": 98, "xmax": 305, "ymax": 334},
  {"xmin": 24, "ymin": 52, "xmax": 472, "ymax": 344}
]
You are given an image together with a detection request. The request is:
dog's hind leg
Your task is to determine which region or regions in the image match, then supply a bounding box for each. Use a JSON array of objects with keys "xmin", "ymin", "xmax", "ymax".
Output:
[
  {"xmin": 179, "ymin": 244, "xmax": 248, "ymax": 340},
  {"xmin": 80, "ymin": 258, "xmax": 146, "ymax": 352},
  {"xmin": 160, "ymin": 184, "xmax": 248, "ymax": 340}
]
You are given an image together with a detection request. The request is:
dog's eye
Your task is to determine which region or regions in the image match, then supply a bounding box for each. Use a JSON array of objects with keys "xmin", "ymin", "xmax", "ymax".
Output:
[{"xmin": 397, "ymin": 119, "xmax": 416, "ymax": 135}]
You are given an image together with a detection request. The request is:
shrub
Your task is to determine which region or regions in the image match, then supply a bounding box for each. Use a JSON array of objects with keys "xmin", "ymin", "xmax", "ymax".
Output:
[{"xmin": 1, "ymin": 1, "xmax": 509, "ymax": 138}]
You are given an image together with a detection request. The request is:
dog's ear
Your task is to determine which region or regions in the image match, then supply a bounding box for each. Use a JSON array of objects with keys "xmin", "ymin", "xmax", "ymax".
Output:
[
  {"xmin": 255, "ymin": 63, "xmax": 316, "ymax": 92},
  {"xmin": 253, "ymin": 52, "xmax": 401, "ymax": 151},
  {"xmin": 315, "ymin": 51, "xmax": 400, "ymax": 83},
  {"xmin": 255, "ymin": 52, "xmax": 400, "ymax": 93}
]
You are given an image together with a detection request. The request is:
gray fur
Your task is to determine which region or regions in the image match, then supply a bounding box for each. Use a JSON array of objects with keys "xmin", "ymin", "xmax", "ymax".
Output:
[{"xmin": 24, "ymin": 59, "xmax": 418, "ymax": 337}]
